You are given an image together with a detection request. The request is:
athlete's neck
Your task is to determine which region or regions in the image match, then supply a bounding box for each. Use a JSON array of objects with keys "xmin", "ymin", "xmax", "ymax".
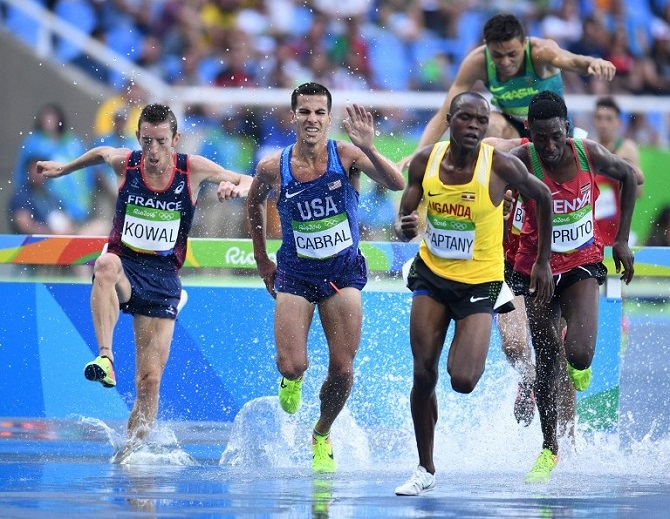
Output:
[{"xmin": 294, "ymin": 141, "xmax": 326, "ymax": 165}]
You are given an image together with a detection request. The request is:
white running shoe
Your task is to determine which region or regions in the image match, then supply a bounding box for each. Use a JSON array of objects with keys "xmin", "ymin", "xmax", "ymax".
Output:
[{"xmin": 395, "ymin": 466, "xmax": 436, "ymax": 496}]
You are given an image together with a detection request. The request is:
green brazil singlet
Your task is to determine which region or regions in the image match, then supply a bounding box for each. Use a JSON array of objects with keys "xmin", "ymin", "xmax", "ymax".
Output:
[{"xmin": 485, "ymin": 39, "xmax": 565, "ymax": 119}]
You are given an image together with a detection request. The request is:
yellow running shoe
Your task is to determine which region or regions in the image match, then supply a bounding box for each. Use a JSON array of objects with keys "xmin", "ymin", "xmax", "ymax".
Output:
[
  {"xmin": 525, "ymin": 449, "xmax": 558, "ymax": 483},
  {"xmin": 278, "ymin": 376, "xmax": 303, "ymax": 414},
  {"xmin": 567, "ymin": 363, "xmax": 592, "ymax": 391},
  {"xmin": 312, "ymin": 431, "xmax": 336, "ymax": 473},
  {"xmin": 84, "ymin": 355, "xmax": 116, "ymax": 388}
]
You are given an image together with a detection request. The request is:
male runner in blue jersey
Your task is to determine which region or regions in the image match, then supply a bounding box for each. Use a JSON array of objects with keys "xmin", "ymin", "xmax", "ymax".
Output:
[{"xmin": 247, "ymin": 82, "xmax": 405, "ymax": 472}]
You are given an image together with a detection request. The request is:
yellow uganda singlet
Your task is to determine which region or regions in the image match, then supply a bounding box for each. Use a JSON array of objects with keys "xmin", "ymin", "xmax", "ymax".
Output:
[{"xmin": 418, "ymin": 141, "xmax": 504, "ymax": 284}]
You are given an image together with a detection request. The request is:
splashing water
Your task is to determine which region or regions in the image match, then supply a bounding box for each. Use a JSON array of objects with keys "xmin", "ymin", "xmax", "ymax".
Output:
[
  {"xmin": 216, "ymin": 360, "xmax": 670, "ymax": 481},
  {"xmin": 78, "ymin": 416, "xmax": 197, "ymax": 466}
]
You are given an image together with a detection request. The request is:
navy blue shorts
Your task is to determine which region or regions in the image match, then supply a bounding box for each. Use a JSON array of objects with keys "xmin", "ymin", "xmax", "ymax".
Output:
[
  {"xmin": 275, "ymin": 253, "xmax": 368, "ymax": 304},
  {"xmin": 118, "ymin": 255, "xmax": 182, "ymax": 319},
  {"xmin": 406, "ymin": 256, "xmax": 501, "ymax": 320},
  {"xmin": 510, "ymin": 262, "xmax": 607, "ymax": 297}
]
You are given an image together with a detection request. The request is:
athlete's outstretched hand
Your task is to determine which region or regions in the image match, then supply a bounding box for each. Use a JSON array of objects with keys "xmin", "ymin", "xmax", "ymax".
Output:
[
  {"xmin": 587, "ymin": 58, "xmax": 616, "ymax": 81},
  {"xmin": 217, "ymin": 175, "xmax": 253, "ymax": 201},
  {"xmin": 343, "ymin": 104, "xmax": 374, "ymax": 150},
  {"xmin": 36, "ymin": 160, "xmax": 65, "ymax": 178}
]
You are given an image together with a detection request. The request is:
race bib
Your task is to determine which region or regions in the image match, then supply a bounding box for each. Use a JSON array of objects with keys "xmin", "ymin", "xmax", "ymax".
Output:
[
  {"xmin": 511, "ymin": 201, "xmax": 525, "ymax": 235},
  {"xmin": 424, "ymin": 215, "xmax": 475, "ymax": 259},
  {"xmin": 551, "ymin": 205, "xmax": 594, "ymax": 253},
  {"xmin": 121, "ymin": 204, "xmax": 181, "ymax": 253},
  {"xmin": 293, "ymin": 213, "xmax": 353, "ymax": 259}
]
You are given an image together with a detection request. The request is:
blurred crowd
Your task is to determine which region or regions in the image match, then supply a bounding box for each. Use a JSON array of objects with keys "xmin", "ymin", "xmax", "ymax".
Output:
[
  {"xmin": 4, "ymin": 0, "xmax": 670, "ymax": 243},
  {"xmin": 5, "ymin": 0, "xmax": 670, "ymax": 97}
]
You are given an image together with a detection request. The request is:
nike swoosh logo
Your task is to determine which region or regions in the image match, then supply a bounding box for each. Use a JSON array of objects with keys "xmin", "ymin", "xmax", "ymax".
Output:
[
  {"xmin": 313, "ymin": 453, "xmax": 335, "ymax": 460},
  {"xmin": 551, "ymin": 191, "xmax": 561, "ymax": 196},
  {"xmin": 285, "ymin": 189, "xmax": 306, "ymax": 199},
  {"xmin": 427, "ymin": 191, "xmax": 440, "ymax": 197},
  {"xmin": 489, "ymin": 86, "xmax": 505, "ymax": 93},
  {"xmin": 470, "ymin": 296, "xmax": 488, "ymax": 303}
]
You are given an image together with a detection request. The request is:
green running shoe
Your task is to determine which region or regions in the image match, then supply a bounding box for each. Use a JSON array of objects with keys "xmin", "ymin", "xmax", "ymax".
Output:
[
  {"xmin": 84, "ymin": 355, "xmax": 116, "ymax": 388},
  {"xmin": 525, "ymin": 449, "xmax": 558, "ymax": 483},
  {"xmin": 567, "ymin": 363, "xmax": 592, "ymax": 391},
  {"xmin": 312, "ymin": 431, "xmax": 336, "ymax": 473},
  {"xmin": 278, "ymin": 376, "xmax": 303, "ymax": 414}
]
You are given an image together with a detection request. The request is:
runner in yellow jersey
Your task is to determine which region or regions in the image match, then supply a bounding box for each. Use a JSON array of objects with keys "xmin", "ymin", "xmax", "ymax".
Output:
[{"xmin": 393, "ymin": 92, "xmax": 553, "ymax": 496}]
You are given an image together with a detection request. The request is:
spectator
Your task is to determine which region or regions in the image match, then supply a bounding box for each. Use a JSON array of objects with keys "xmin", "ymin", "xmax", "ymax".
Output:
[
  {"xmin": 257, "ymin": 36, "xmax": 304, "ymax": 88},
  {"xmin": 328, "ymin": 17, "xmax": 372, "ymax": 82},
  {"xmin": 214, "ymin": 38, "xmax": 257, "ymax": 88},
  {"xmin": 191, "ymin": 109, "xmax": 257, "ymax": 238},
  {"xmin": 638, "ymin": 27, "xmax": 670, "ymax": 95},
  {"xmin": 291, "ymin": 10, "xmax": 330, "ymax": 67},
  {"xmin": 13, "ymin": 104, "xmax": 71, "ymax": 188},
  {"xmin": 567, "ymin": 15, "xmax": 612, "ymax": 93},
  {"xmin": 94, "ymin": 80, "xmax": 147, "ymax": 138},
  {"xmin": 8, "ymin": 155, "xmax": 75, "ymax": 235},
  {"xmin": 136, "ymin": 34, "xmax": 165, "ymax": 78},
  {"xmin": 415, "ymin": 51, "xmax": 454, "ymax": 91},
  {"xmin": 12, "ymin": 103, "xmax": 108, "ymax": 235},
  {"xmin": 377, "ymin": 0, "xmax": 425, "ymax": 43},
  {"xmin": 623, "ymin": 112, "xmax": 662, "ymax": 148},
  {"xmin": 540, "ymin": 0, "xmax": 583, "ymax": 48},
  {"xmin": 419, "ymin": 0, "xmax": 464, "ymax": 39},
  {"xmin": 606, "ymin": 24, "xmax": 644, "ymax": 94}
]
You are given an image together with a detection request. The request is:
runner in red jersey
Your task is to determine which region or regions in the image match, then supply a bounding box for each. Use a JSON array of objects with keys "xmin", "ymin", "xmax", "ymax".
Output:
[{"xmin": 508, "ymin": 91, "xmax": 637, "ymax": 483}]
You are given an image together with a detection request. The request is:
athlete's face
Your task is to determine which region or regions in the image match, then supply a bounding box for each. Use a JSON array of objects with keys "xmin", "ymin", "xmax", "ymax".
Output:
[
  {"xmin": 593, "ymin": 106, "xmax": 620, "ymax": 142},
  {"xmin": 291, "ymin": 94, "xmax": 331, "ymax": 144},
  {"xmin": 137, "ymin": 122, "xmax": 179, "ymax": 175},
  {"xmin": 487, "ymin": 37, "xmax": 526, "ymax": 80},
  {"xmin": 528, "ymin": 117, "xmax": 569, "ymax": 167},
  {"xmin": 447, "ymin": 97, "xmax": 490, "ymax": 149}
]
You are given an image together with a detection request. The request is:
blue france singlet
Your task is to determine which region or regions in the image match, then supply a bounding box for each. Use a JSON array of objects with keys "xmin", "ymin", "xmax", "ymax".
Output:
[
  {"xmin": 276, "ymin": 139, "xmax": 361, "ymax": 280},
  {"xmin": 107, "ymin": 150, "xmax": 196, "ymax": 270}
]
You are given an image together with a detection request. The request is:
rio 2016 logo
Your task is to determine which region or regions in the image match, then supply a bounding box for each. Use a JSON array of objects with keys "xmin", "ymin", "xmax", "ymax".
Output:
[{"xmin": 224, "ymin": 246, "xmax": 276, "ymax": 267}]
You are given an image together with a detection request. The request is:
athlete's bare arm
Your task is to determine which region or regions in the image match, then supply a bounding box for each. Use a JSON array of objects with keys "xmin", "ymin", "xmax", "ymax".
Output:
[
  {"xmin": 394, "ymin": 146, "xmax": 431, "ymax": 241},
  {"xmin": 337, "ymin": 104, "xmax": 405, "ymax": 191},
  {"xmin": 247, "ymin": 154, "xmax": 281, "ymax": 297},
  {"xmin": 37, "ymin": 146, "xmax": 130, "ymax": 178},
  {"xmin": 530, "ymin": 37, "xmax": 616, "ymax": 81},
  {"xmin": 188, "ymin": 154, "xmax": 252, "ymax": 200},
  {"xmin": 584, "ymin": 140, "xmax": 637, "ymax": 283},
  {"xmin": 491, "ymin": 149, "xmax": 554, "ymax": 304},
  {"xmin": 399, "ymin": 47, "xmax": 488, "ymax": 168}
]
